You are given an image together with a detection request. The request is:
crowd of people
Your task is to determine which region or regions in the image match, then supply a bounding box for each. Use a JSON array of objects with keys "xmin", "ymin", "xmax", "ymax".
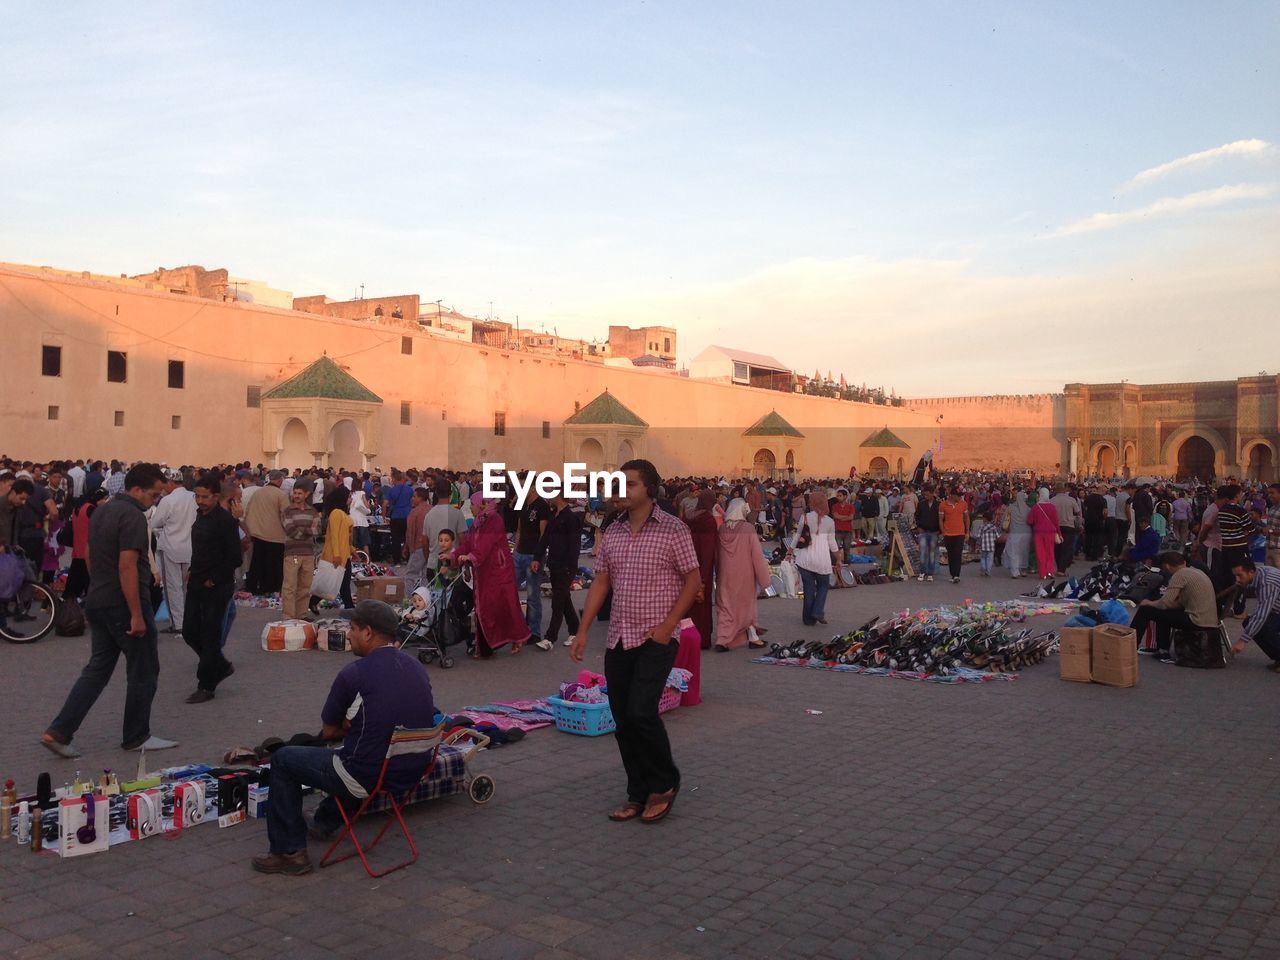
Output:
[{"xmin": 4, "ymin": 452, "xmax": 1280, "ymax": 873}]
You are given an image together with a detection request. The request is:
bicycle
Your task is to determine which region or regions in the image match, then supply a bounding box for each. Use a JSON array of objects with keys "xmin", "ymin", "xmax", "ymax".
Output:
[{"xmin": 0, "ymin": 549, "xmax": 58, "ymax": 643}]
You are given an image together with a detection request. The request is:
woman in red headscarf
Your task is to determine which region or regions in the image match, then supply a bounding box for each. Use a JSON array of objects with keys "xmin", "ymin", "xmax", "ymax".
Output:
[{"xmin": 456, "ymin": 492, "xmax": 530, "ymax": 657}]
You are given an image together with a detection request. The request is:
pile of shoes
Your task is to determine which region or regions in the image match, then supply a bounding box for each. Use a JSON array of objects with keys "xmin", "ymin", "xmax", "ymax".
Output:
[{"xmin": 765, "ymin": 611, "xmax": 1059, "ymax": 677}]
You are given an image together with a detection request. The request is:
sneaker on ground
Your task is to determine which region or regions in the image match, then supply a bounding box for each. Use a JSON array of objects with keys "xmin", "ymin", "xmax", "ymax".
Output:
[
  {"xmin": 1137, "ymin": 648, "xmax": 1160, "ymax": 656},
  {"xmin": 563, "ymin": 637, "xmax": 573, "ymax": 646},
  {"xmin": 926, "ymin": 575, "xmax": 934, "ymax": 582},
  {"xmin": 535, "ymin": 639, "xmax": 553, "ymax": 651}
]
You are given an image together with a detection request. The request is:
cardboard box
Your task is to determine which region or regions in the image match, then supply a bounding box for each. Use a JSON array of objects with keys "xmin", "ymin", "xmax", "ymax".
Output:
[
  {"xmin": 1059, "ymin": 626, "xmax": 1093, "ymax": 682},
  {"xmin": 1091, "ymin": 624, "xmax": 1138, "ymax": 688},
  {"xmin": 354, "ymin": 576, "xmax": 405, "ymax": 604},
  {"xmin": 248, "ymin": 785, "xmax": 269, "ymax": 819}
]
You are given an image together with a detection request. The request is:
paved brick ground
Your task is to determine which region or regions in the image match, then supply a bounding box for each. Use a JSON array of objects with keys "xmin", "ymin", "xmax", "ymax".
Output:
[{"xmin": 3, "ymin": 562, "xmax": 1280, "ymax": 959}]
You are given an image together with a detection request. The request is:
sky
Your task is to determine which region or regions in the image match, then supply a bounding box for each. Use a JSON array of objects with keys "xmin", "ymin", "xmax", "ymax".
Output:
[{"xmin": 1, "ymin": 1, "xmax": 1277, "ymax": 395}]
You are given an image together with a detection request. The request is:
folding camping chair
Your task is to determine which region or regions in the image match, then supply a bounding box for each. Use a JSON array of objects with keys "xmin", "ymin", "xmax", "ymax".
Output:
[{"xmin": 319, "ymin": 721, "xmax": 445, "ymax": 877}]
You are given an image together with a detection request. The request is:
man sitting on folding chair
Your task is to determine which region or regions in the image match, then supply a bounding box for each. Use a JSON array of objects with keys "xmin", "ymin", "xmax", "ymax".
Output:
[{"xmin": 253, "ymin": 599, "xmax": 436, "ymax": 877}]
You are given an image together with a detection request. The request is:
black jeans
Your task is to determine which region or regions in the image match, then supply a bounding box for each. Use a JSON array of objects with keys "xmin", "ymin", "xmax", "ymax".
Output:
[
  {"xmin": 944, "ymin": 535, "xmax": 965, "ymax": 578},
  {"xmin": 49, "ymin": 601, "xmax": 158, "ymax": 748},
  {"xmin": 246, "ymin": 538, "xmax": 284, "ymax": 594},
  {"xmin": 1129, "ymin": 606, "xmax": 1198, "ymax": 653},
  {"xmin": 389, "ymin": 518, "xmax": 407, "ymax": 562},
  {"xmin": 604, "ymin": 639, "xmax": 680, "ymax": 804},
  {"xmin": 266, "ymin": 745, "xmax": 359, "ymax": 855},
  {"xmin": 183, "ymin": 581, "xmax": 235, "ymax": 692},
  {"xmin": 545, "ymin": 567, "xmax": 580, "ymax": 643},
  {"xmin": 1084, "ymin": 522, "xmax": 1107, "ymax": 561},
  {"xmin": 1056, "ymin": 527, "xmax": 1076, "ymax": 572}
]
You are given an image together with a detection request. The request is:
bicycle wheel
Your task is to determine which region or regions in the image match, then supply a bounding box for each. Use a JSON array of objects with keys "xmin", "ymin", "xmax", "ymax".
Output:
[{"xmin": 0, "ymin": 582, "xmax": 58, "ymax": 643}]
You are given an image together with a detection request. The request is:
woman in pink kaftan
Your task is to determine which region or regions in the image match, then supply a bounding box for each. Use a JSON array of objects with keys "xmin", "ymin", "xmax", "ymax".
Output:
[
  {"xmin": 714, "ymin": 499, "xmax": 772, "ymax": 650},
  {"xmin": 1027, "ymin": 494, "xmax": 1060, "ymax": 580},
  {"xmin": 457, "ymin": 493, "xmax": 530, "ymax": 656}
]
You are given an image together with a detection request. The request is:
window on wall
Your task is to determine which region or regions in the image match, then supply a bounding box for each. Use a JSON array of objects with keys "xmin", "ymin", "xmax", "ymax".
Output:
[
  {"xmin": 401, "ymin": 336, "xmax": 413, "ymax": 355},
  {"xmin": 732, "ymin": 361, "xmax": 748, "ymax": 381},
  {"xmin": 42, "ymin": 345, "xmax": 62, "ymax": 377},
  {"xmin": 168, "ymin": 359, "xmax": 185, "ymax": 389},
  {"xmin": 47, "ymin": 405, "xmax": 59, "ymax": 421},
  {"xmin": 246, "ymin": 385, "xmax": 261, "ymax": 408},
  {"xmin": 113, "ymin": 410, "xmax": 125, "ymax": 427},
  {"xmin": 400, "ymin": 401, "xmax": 411, "ymax": 425},
  {"xmin": 441, "ymin": 409, "xmax": 447, "ymax": 421},
  {"xmin": 663, "ymin": 337, "xmax": 671, "ymax": 353},
  {"xmin": 107, "ymin": 350, "xmax": 127, "ymax": 383},
  {"xmin": 171, "ymin": 415, "xmax": 182, "ymax": 430},
  {"xmin": 542, "ymin": 420, "xmax": 551, "ymax": 439},
  {"xmin": 494, "ymin": 411, "xmax": 506, "ymax": 436}
]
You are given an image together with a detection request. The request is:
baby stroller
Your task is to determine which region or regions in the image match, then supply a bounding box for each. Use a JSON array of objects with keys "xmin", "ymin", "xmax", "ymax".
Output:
[{"xmin": 397, "ymin": 572, "xmax": 474, "ymax": 669}]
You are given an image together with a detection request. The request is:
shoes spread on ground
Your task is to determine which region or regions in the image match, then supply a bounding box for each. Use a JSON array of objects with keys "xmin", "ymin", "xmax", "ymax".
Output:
[
  {"xmin": 251, "ymin": 851, "xmax": 314, "ymax": 876},
  {"xmin": 125, "ymin": 735, "xmax": 179, "ymax": 751},
  {"xmin": 186, "ymin": 689, "xmax": 215, "ymax": 704},
  {"xmin": 535, "ymin": 639, "xmax": 554, "ymax": 651}
]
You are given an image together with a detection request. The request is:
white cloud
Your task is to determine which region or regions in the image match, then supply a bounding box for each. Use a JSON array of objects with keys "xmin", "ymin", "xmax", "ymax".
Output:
[
  {"xmin": 1055, "ymin": 183, "xmax": 1275, "ymax": 236},
  {"xmin": 1126, "ymin": 138, "xmax": 1273, "ymax": 189}
]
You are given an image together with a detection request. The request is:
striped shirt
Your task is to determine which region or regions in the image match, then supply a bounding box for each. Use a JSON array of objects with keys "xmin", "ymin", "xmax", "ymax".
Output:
[
  {"xmin": 1243, "ymin": 564, "xmax": 1280, "ymax": 643},
  {"xmin": 1217, "ymin": 504, "xmax": 1254, "ymax": 550},
  {"xmin": 595, "ymin": 504, "xmax": 699, "ymax": 650}
]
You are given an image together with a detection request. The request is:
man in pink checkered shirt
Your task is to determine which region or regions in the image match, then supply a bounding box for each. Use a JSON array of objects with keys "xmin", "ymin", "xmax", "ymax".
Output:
[{"xmin": 572, "ymin": 459, "xmax": 701, "ymax": 824}]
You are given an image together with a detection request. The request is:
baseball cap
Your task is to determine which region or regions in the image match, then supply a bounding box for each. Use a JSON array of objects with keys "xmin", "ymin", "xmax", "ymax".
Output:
[{"xmin": 345, "ymin": 600, "xmax": 400, "ymax": 638}]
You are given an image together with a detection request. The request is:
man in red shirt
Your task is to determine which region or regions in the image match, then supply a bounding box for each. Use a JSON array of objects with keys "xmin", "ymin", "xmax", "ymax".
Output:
[
  {"xmin": 572, "ymin": 460, "xmax": 701, "ymax": 825},
  {"xmin": 830, "ymin": 488, "xmax": 855, "ymax": 561},
  {"xmin": 939, "ymin": 487, "xmax": 970, "ymax": 583}
]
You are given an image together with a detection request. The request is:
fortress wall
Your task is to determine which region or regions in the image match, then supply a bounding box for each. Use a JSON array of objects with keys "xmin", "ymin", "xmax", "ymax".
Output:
[
  {"xmin": 904, "ymin": 394, "xmax": 1067, "ymax": 473},
  {"xmin": 0, "ymin": 265, "xmax": 935, "ymax": 476}
]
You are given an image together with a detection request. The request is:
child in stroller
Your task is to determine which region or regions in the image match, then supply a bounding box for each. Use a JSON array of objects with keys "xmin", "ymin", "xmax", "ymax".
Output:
[{"xmin": 396, "ymin": 575, "xmax": 474, "ymax": 669}]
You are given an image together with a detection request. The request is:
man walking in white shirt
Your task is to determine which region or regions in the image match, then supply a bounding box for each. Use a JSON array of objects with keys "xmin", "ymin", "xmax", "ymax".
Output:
[{"xmin": 150, "ymin": 473, "xmax": 197, "ymax": 633}]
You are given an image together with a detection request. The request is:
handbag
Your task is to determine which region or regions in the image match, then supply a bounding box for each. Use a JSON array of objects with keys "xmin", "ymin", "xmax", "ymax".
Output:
[
  {"xmin": 794, "ymin": 513, "xmax": 813, "ymax": 550},
  {"xmin": 311, "ymin": 559, "xmax": 344, "ymax": 600},
  {"xmin": 54, "ymin": 599, "xmax": 86, "ymax": 637},
  {"xmin": 56, "ymin": 521, "xmax": 74, "ymax": 548}
]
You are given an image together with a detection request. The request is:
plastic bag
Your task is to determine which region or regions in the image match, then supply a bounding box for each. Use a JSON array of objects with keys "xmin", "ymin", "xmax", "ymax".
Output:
[
  {"xmin": 1096, "ymin": 599, "xmax": 1131, "ymax": 625},
  {"xmin": 311, "ymin": 560, "xmax": 344, "ymax": 600},
  {"xmin": 777, "ymin": 559, "xmax": 801, "ymax": 598}
]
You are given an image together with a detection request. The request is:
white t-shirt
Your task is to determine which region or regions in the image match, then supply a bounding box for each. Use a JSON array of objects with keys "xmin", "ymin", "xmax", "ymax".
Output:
[{"xmin": 794, "ymin": 511, "xmax": 837, "ymax": 575}]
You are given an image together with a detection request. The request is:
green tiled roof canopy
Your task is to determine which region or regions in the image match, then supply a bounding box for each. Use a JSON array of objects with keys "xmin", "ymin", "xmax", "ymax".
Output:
[
  {"xmin": 860, "ymin": 427, "xmax": 910, "ymax": 448},
  {"xmin": 262, "ymin": 356, "xmax": 382, "ymax": 403},
  {"xmin": 743, "ymin": 410, "xmax": 804, "ymax": 438},
  {"xmin": 565, "ymin": 391, "xmax": 647, "ymax": 426}
]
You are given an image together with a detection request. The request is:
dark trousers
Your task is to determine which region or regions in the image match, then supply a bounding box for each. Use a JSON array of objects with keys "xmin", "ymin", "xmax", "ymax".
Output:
[
  {"xmin": 798, "ymin": 565, "xmax": 829, "ymax": 623},
  {"xmin": 1084, "ymin": 522, "xmax": 1107, "ymax": 561},
  {"xmin": 64, "ymin": 558, "xmax": 90, "ymax": 600},
  {"xmin": 1055, "ymin": 527, "xmax": 1076, "ymax": 572},
  {"xmin": 1129, "ymin": 606, "xmax": 1198, "ymax": 653},
  {"xmin": 266, "ymin": 745, "xmax": 359, "ymax": 855},
  {"xmin": 1248, "ymin": 612, "xmax": 1280, "ymax": 663},
  {"xmin": 545, "ymin": 566, "xmax": 580, "ymax": 642},
  {"xmin": 944, "ymin": 535, "xmax": 965, "ymax": 578},
  {"xmin": 604, "ymin": 640, "xmax": 680, "ymax": 804},
  {"xmin": 49, "ymin": 602, "xmax": 158, "ymax": 748},
  {"xmin": 246, "ymin": 538, "xmax": 284, "ymax": 595},
  {"xmin": 389, "ymin": 518, "xmax": 407, "ymax": 561},
  {"xmin": 1109, "ymin": 519, "xmax": 1127, "ymax": 557},
  {"xmin": 183, "ymin": 581, "xmax": 234, "ymax": 692}
]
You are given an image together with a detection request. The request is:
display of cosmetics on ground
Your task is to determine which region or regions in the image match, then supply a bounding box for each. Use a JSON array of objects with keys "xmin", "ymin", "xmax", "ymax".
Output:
[
  {"xmin": 754, "ymin": 601, "xmax": 1076, "ymax": 682},
  {"xmin": 2, "ymin": 764, "xmax": 254, "ymax": 857}
]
